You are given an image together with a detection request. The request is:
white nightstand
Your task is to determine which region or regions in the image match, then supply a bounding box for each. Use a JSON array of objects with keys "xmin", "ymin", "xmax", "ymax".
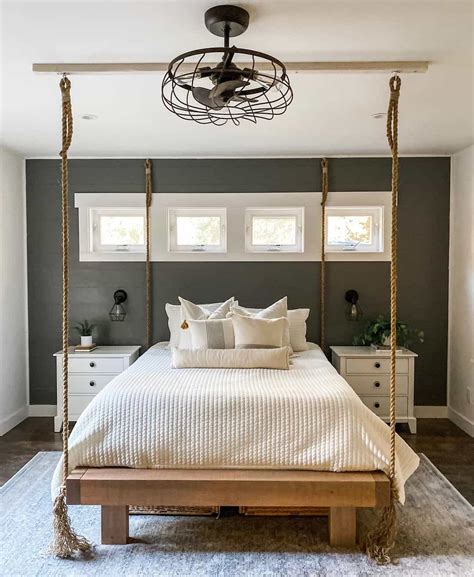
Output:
[
  {"xmin": 53, "ymin": 345, "xmax": 141, "ymax": 432},
  {"xmin": 330, "ymin": 346, "xmax": 417, "ymax": 434}
]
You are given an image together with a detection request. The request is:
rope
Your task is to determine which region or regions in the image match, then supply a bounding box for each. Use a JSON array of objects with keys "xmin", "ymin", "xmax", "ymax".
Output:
[
  {"xmin": 365, "ymin": 74, "xmax": 401, "ymax": 564},
  {"xmin": 51, "ymin": 75, "xmax": 91, "ymax": 559},
  {"xmin": 320, "ymin": 158, "xmax": 329, "ymax": 352},
  {"xmin": 145, "ymin": 159, "xmax": 153, "ymax": 350}
]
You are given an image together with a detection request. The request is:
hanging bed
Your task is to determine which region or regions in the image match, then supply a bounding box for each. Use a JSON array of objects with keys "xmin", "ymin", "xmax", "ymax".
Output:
[
  {"xmin": 46, "ymin": 5, "xmax": 416, "ymax": 557},
  {"xmin": 54, "ymin": 342, "xmax": 418, "ymax": 546}
]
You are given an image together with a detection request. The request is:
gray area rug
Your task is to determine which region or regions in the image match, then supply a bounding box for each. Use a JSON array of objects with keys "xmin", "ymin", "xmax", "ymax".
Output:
[{"xmin": 1, "ymin": 452, "xmax": 473, "ymax": 576}]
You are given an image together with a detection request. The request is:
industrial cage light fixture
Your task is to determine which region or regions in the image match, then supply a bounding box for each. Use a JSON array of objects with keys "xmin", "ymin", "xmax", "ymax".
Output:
[{"xmin": 161, "ymin": 4, "xmax": 293, "ymax": 125}]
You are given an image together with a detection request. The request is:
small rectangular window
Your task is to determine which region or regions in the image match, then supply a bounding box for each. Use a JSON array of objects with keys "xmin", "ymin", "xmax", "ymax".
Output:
[
  {"xmin": 168, "ymin": 208, "xmax": 227, "ymax": 252},
  {"xmin": 245, "ymin": 208, "xmax": 304, "ymax": 253},
  {"xmin": 91, "ymin": 208, "xmax": 146, "ymax": 253},
  {"xmin": 325, "ymin": 206, "xmax": 383, "ymax": 252}
]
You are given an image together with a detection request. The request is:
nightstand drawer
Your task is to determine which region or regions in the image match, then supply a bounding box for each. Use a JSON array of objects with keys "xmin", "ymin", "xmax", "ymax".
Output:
[
  {"xmin": 346, "ymin": 374, "xmax": 409, "ymax": 396},
  {"xmin": 346, "ymin": 357, "xmax": 409, "ymax": 375},
  {"xmin": 69, "ymin": 394, "xmax": 96, "ymax": 415},
  {"xmin": 360, "ymin": 396, "xmax": 408, "ymax": 418},
  {"xmin": 69, "ymin": 374, "xmax": 116, "ymax": 394},
  {"xmin": 69, "ymin": 357, "xmax": 124, "ymax": 374}
]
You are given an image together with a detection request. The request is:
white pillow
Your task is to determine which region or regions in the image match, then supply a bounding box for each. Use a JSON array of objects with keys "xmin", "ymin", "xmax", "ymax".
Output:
[
  {"xmin": 229, "ymin": 297, "xmax": 291, "ymax": 350},
  {"xmin": 187, "ymin": 318, "xmax": 235, "ymax": 350},
  {"xmin": 287, "ymin": 309, "xmax": 310, "ymax": 351},
  {"xmin": 232, "ymin": 315, "xmax": 287, "ymax": 349},
  {"xmin": 165, "ymin": 299, "xmax": 234, "ymax": 348},
  {"xmin": 172, "ymin": 347, "xmax": 290, "ymax": 370},
  {"xmin": 178, "ymin": 296, "xmax": 235, "ymax": 349}
]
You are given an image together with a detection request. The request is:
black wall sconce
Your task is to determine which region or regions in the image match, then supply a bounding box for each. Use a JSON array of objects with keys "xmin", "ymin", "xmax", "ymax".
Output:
[
  {"xmin": 109, "ymin": 289, "xmax": 127, "ymax": 322},
  {"xmin": 345, "ymin": 289, "xmax": 363, "ymax": 322}
]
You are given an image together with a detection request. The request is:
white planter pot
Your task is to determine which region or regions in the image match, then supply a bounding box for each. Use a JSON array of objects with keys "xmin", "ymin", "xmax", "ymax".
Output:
[
  {"xmin": 382, "ymin": 335, "xmax": 391, "ymax": 347},
  {"xmin": 81, "ymin": 335, "xmax": 93, "ymax": 346}
]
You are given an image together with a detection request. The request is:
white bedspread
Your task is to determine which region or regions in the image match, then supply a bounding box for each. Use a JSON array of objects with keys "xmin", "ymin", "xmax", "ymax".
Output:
[{"xmin": 52, "ymin": 343, "xmax": 419, "ymax": 502}]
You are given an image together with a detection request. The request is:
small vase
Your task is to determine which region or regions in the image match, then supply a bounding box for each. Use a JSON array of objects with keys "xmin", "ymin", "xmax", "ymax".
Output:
[{"xmin": 81, "ymin": 335, "xmax": 93, "ymax": 346}]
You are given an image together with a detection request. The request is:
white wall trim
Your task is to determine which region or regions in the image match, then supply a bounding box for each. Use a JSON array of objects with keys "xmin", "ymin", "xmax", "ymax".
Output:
[
  {"xmin": 28, "ymin": 404, "xmax": 57, "ymax": 417},
  {"xmin": 448, "ymin": 406, "xmax": 474, "ymax": 437},
  {"xmin": 26, "ymin": 154, "xmax": 453, "ymax": 160},
  {"xmin": 23, "ymin": 158, "xmax": 30, "ymax": 407},
  {"xmin": 0, "ymin": 406, "xmax": 28, "ymax": 436},
  {"xmin": 75, "ymin": 191, "xmax": 392, "ymax": 262},
  {"xmin": 414, "ymin": 405, "xmax": 448, "ymax": 418}
]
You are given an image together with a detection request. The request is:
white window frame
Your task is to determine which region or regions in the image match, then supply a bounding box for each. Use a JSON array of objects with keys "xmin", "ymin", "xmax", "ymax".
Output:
[
  {"xmin": 245, "ymin": 207, "xmax": 304, "ymax": 253},
  {"xmin": 168, "ymin": 207, "xmax": 227, "ymax": 253},
  {"xmin": 90, "ymin": 207, "xmax": 146, "ymax": 254},
  {"xmin": 75, "ymin": 192, "xmax": 390, "ymax": 262},
  {"xmin": 325, "ymin": 206, "xmax": 384, "ymax": 253}
]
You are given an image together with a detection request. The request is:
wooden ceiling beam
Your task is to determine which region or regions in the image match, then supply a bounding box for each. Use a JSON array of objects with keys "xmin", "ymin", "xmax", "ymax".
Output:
[{"xmin": 32, "ymin": 61, "xmax": 429, "ymax": 75}]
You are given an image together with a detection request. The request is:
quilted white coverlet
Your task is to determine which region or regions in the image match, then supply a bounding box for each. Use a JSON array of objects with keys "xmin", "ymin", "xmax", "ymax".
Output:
[{"xmin": 52, "ymin": 343, "xmax": 419, "ymax": 502}]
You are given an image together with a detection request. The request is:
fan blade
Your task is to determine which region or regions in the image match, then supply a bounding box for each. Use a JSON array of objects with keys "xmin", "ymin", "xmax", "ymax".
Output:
[
  {"xmin": 240, "ymin": 68, "xmax": 280, "ymax": 90},
  {"xmin": 210, "ymin": 79, "xmax": 248, "ymax": 107},
  {"xmin": 196, "ymin": 66, "xmax": 214, "ymax": 78},
  {"xmin": 192, "ymin": 86, "xmax": 223, "ymax": 110}
]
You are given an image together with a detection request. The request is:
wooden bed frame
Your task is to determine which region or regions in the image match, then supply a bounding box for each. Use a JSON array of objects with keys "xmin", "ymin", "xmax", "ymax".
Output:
[{"xmin": 67, "ymin": 467, "xmax": 390, "ymax": 547}]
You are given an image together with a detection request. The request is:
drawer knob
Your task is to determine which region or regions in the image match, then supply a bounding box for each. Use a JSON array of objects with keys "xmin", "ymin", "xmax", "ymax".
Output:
[
  {"xmin": 374, "ymin": 402, "xmax": 380, "ymax": 409},
  {"xmin": 89, "ymin": 381, "xmax": 96, "ymax": 387},
  {"xmin": 374, "ymin": 381, "xmax": 381, "ymax": 388},
  {"xmin": 374, "ymin": 362, "xmax": 381, "ymax": 368},
  {"xmin": 89, "ymin": 361, "xmax": 96, "ymax": 368}
]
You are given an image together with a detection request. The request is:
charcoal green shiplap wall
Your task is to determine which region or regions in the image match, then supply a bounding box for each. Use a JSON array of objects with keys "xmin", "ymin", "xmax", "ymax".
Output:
[{"xmin": 26, "ymin": 157, "xmax": 450, "ymax": 406}]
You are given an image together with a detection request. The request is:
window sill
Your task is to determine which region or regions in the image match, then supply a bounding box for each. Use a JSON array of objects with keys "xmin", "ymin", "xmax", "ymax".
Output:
[{"xmin": 79, "ymin": 252, "xmax": 146, "ymax": 262}]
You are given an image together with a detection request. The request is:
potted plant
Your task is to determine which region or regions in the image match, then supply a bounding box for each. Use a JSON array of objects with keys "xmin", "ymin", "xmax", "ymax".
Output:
[
  {"xmin": 353, "ymin": 315, "xmax": 424, "ymax": 349},
  {"xmin": 74, "ymin": 320, "xmax": 96, "ymax": 346}
]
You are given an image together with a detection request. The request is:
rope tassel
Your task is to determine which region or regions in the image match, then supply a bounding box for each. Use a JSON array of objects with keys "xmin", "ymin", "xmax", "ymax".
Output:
[
  {"xmin": 365, "ymin": 73, "xmax": 402, "ymax": 564},
  {"xmin": 51, "ymin": 486, "xmax": 91, "ymax": 558},
  {"xmin": 51, "ymin": 75, "xmax": 92, "ymax": 558}
]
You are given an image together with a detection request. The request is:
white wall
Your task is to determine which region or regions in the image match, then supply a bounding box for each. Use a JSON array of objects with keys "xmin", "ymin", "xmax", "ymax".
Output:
[
  {"xmin": 0, "ymin": 146, "xmax": 28, "ymax": 435},
  {"xmin": 448, "ymin": 144, "xmax": 474, "ymax": 436}
]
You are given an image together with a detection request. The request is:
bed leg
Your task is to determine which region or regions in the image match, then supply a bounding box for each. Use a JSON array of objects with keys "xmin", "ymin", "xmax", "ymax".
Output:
[
  {"xmin": 329, "ymin": 507, "xmax": 356, "ymax": 548},
  {"xmin": 101, "ymin": 505, "xmax": 129, "ymax": 544}
]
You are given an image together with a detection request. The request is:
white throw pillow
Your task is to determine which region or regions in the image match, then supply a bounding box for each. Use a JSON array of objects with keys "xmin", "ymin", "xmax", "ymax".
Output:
[
  {"xmin": 178, "ymin": 296, "xmax": 235, "ymax": 349},
  {"xmin": 232, "ymin": 315, "xmax": 287, "ymax": 349},
  {"xmin": 187, "ymin": 318, "xmax": 235, "ymax": 350},
  {"xmin": 165, "ymin": 299, "xmax": 234, "ymax": 348},
  {"xmin": 229, "ymin": 297, "xmax": 291, "ymax": 350},
  {"xmin": 172, "ymin": 347, "xmax": 290, "ymax": 370},
  {"xmin": 287, "ymin": 309, "xmax": 310, "ymax": 351}
]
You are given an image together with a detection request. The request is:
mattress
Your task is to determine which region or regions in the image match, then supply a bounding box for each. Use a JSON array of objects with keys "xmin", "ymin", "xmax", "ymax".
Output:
[{"xmin": 52, "ymin": 343, "xmax": 419, "ymax": 502}]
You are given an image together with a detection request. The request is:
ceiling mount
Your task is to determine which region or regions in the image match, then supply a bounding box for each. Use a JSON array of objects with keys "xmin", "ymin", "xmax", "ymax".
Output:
[{"xmin": 204, "ymin": 5, "xmax": 249, "ymax": 39}]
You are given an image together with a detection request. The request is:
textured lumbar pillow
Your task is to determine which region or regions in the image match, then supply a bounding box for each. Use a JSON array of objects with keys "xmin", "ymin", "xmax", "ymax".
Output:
[
  {"xmin": 165, "ymin": 299, "xmax": 234, "ymax": 348},
  {"xmin": 228, "ymin": 297, "xmax": 292, "ymax": 350},
  {"xmin": 187, "ymin": 318, "xmax": 235, "ymax": 350},
  {"xmin": 172, "ymin": 347, "xmax": 290, "ymax": 370},
  {"xmin": 232, "ymin": 315, "xmax": 288, "ymax": 349}
]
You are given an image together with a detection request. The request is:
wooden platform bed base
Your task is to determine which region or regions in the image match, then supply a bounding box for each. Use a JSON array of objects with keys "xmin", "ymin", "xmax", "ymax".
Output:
[{"xmin": 67, "ymin": 467, "xmax": 390, "ymax": 548}]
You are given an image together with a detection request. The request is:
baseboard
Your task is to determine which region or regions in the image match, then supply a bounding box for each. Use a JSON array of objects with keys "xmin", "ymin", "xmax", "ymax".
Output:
[
  {"xmin": 28, "ymin": 404, "xmax": 57, "ymax": 417},
  {"xmin": 448, "ymin": 406, "xmax": 474, "ymax": 437},
  {"xmin": 0, "ymin": 406, "xmax": 29, "ymax": 436},
  {"xmin": 414, "ymin": 405, "xmax": 448, "ymax": 418}
]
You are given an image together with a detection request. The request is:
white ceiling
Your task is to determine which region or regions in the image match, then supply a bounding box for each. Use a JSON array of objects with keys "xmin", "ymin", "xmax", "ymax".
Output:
[{"xmin": 0, "ymin": 0, "xmax": 472, "ymax": 158}]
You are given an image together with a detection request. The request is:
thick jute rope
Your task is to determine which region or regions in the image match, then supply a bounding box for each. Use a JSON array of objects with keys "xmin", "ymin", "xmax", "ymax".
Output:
[
  {"xmin": 51, "ymin": 76, "xmax": 92, "ymax": 558},
  {"xmin": 320, "ymin": 158, "xmax": 329, "ymax": 352},
  {"xmin": 365, "ymin": 74, "xmax": 401, "ymax": 564},
  {"xmin": 145, "ymin": 159, "xmax": 153, "ymax": 349}
]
